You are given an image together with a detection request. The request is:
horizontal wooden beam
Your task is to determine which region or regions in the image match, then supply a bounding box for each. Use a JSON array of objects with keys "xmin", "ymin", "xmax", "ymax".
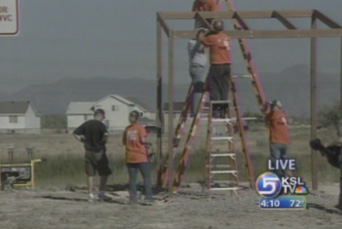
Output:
[
  {"xmin": 272, "ymin": 11, "xmax": 297, "ymax": 30},
  {"xmin": 314, "ymin": 10, "xmax": 341, "ymax": 28},
  {"xmin": 159, "ymin": 10, "xmax": 314, "ymax": 20},
  {"xmin": 173, "ymin": 28, "xmax": 342, "ymax": 39}
]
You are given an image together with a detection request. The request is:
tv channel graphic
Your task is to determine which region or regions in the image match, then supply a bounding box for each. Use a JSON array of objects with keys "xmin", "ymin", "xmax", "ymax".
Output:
[
  {"xmin": 259, "ymin": 196, "xmax": 307, "ymax": 210},
  {"xmin": 256, "ymin": 159, "xmax": 309, "ymax": 210},
  {"xmin": 256, "ymin": 172, "xmax": 282, "ymax": 198}
]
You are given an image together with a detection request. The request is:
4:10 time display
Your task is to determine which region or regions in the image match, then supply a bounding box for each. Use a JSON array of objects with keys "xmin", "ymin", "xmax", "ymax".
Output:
[{"xmin": 259, "ymin": 196, "xmax": 306, "ymax": 210}]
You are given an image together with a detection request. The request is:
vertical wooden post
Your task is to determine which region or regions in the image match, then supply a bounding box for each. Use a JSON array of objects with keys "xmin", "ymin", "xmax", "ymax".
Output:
[
  {"xmin": 339, "ymin": 38, "xmax": 342, "ymax": 137},
  {"xmin": 156, "ymin": 17, "xmax": 163, "ymax": 187},
  {"xmin": 168, "ymin": 31, "xmax": 175, "ymax": 196},
  {"xmin": 310, "ymin": 14, "xmax": 318, "ymax": 190}
]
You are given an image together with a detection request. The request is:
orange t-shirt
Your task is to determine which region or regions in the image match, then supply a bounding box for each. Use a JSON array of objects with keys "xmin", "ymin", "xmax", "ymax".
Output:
[
  {"xmin": 265, "ymin": 110, "xmax": 290, "ymax": 145},
  {"xmin": 201, "ymin": 32, "xmax": 231, "ymax": 64},
  {"xmin": 123, "ymin": 124, "xmax": 148, "ymax": 163},
  {"xmin": 192, "ymin": 0, "xmax": 219, "ymax": 11}
]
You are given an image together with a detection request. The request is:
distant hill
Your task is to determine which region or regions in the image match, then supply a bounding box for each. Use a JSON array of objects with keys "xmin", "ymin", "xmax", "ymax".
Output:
[
  {"xmin": 3, "ymin": 77, "xmax": 189, "ymax": 114},
  {"xmin": 2, "ymin": 65, "xmax": 340, "ymax": 116}
]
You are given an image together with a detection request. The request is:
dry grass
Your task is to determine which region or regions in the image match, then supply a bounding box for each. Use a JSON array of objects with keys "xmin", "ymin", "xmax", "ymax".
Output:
[{"xmin": 0, "ymin": 123, "xmax": 340, "ymax": 188}]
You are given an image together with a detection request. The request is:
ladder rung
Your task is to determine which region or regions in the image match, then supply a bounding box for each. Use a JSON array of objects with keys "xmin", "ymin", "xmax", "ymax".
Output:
[
  {"xmin": 211, "ymin": 181, "xmax": 238, "ymax": 184},
  {"xmin": 211, "ymin": 153, "xmax": 235, "ymax": 157},
  {"xmin": 210, "ymin": 100, "xmax": 231, "ymax": 105},
  {"xmin": 210, "ymin": 187, "xmax": 240, "ymax": 191},
  {"xmin": 206, "ymin": 164, "xmax": 231, "ymax": 168},
  {"xmin": 211, "ymin": 170, "xmax": 237, "ymax": 174},
  {"xmin": 211, "ymin": 136, "xmax": 233, "ymax": 141},
  {"xmin": 211, "ymin": 118, "xmax": 233, "ymax": 123}
]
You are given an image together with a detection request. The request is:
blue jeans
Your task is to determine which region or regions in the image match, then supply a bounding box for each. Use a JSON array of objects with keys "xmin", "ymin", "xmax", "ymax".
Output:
[
  {"xmin": 189, "ymin": 64, "xmax": 205, "ymax": 114},
  {"xmin": 127, "ymin": 162, "xmax": 153, "ymax": 202},
  {"xmin": 270, "ymin": 143, "xmax": 288, "ymax": 177}
]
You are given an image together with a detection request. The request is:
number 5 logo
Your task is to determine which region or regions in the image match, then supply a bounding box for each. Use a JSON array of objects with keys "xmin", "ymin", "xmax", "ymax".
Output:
[{"xmin": 256, "ymin": 172, "xmax": 282, "ymax": 198}]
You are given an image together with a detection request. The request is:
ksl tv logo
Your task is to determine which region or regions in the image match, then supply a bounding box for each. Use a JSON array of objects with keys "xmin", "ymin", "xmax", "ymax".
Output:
[{"xmin": 256, "ymin": 159, "xmax": 309, "ymax": 198}]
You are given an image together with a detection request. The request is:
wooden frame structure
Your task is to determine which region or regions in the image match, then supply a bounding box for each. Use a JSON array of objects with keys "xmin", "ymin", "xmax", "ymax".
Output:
[{"xmin": 156, "ymin": 9, "xmax": 342, "ymax": 194}]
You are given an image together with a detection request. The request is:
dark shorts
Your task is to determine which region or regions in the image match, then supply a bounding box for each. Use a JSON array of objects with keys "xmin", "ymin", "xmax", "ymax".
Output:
[{"xmin": 85, "ymin": 150, "xmax": 112, "ymax": 177}]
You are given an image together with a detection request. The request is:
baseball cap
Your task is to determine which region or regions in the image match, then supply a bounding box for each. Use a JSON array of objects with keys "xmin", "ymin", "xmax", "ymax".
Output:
[{"xmin": 270, "ymin": 100, "xmax": 282, "ymax": 108}]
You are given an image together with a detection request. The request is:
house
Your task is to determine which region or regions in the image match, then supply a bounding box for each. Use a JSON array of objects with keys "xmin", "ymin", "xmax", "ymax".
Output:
[
  {"xmin": 0, "ymin": 101, "xmax": 41, "ymax": 133},
  {"xmin": 66, "ymin": 102, "xmax": 96, "ymax": 129},
  {"xmin": 66, "ymin": 95, "xmax": 156, "ymax": 132}
]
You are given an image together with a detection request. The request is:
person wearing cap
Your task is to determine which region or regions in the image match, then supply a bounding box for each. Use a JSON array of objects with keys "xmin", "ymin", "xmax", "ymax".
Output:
[
  {"xmin": 199, "ymin": 20, "xmax": 231, "ymax": 118},
  {"xmin": 73, "ymin": 109, "xmax": 112, "ymax": 202},
  {"xmin": 188, "ymin": 28, "xmax": 208, "ymax": 115},
  {"xmin": 265, "ymin": 100, "xmax": 290, "ymax": 177},
  {"xmin": 310, "ymin": 138, "xmax": 342, "ymax": 210},
  {"xmin": 122, "ymin": 110, "xmax": 153, "ymax": 205},
  {"xmin": 192, "ymin": 0, "xmax": 219, "ymax": 12},
  {"xmin": 192, "ymin": 0, "xmax": 220, "ymax": 28}
]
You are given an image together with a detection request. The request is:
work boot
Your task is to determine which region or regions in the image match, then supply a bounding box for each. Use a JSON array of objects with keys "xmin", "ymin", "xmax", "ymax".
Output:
[
  {"xmin": 219, "ymin": 109, "xmax": 226, "ymax": 119},
  {"xmin": 128, "ymin": 199, "xmax": 138, "ymax": 205},
  {"xmin": 142, "ymin": 199, "xmax": 155, "ymax": 206},
  {"xmin": 98, "ymin": 192, "xmax": 112, "ymax": 202}
]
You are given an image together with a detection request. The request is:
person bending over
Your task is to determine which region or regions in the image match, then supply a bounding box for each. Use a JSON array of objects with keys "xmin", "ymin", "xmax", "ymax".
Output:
[{"xmin": 310, "ymin": 138, "xmax": 342, "ymax": 210}]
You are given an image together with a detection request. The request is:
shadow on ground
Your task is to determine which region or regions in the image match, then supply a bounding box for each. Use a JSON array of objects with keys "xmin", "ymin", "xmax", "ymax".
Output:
[{"xmin": 307, "ymin": 203, "xmax": 342, "ymax": 215}]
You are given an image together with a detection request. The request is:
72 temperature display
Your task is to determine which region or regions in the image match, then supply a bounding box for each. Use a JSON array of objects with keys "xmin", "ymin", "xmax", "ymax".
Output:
[{"xmin": 259, "ymin": 196, "xmax": 306, "ymax": 210}]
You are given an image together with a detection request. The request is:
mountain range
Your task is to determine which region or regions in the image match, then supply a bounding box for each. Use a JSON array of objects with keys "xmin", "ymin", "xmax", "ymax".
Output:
[{"xmin": 0, "ymin": 65, "xmax": 339, "ymax": 117}]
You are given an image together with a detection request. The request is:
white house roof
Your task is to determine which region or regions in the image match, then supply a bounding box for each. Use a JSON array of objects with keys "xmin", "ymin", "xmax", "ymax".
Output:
[
  {"xmin": 66, "ymin": 95, "xmax": 153, "ymax": 115},
  {"xmin": 95, "ymin": 94, "xmax": 134, "ymax": 106},
  {"xmin": 0, "ymin": 101, "xmax": 34, "ymax": 115},
  {"xmin": 66, "ymin": 102, "xmax": 96, "ymax": 115},
  {"xmin": 94, "ymin": 94, "xmax": 151, "ymax": 112},
  {"xmin": 126, "ymin": 97, "xmax": 154, "ymax": 112}
]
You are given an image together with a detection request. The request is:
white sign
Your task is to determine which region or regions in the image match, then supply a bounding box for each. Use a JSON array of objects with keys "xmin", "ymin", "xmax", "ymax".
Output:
[{"xmin": 0, "ymin": 0, "xmax": 19, "ymax": 35}]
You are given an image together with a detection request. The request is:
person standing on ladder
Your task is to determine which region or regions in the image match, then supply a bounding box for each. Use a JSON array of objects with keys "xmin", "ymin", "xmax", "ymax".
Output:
[
  {"xmin": 265, "ymin": 100, "xmax": 290, "ymax": 177},
  {"xmin": 199, "ymin": 20, "xmax": 231, "ymax": 118},
  {"xmin": 188, "ymin": 29, "xmax": 208, "ymax": 116},
  {"xmin": 192, "ymin": 0, "xmax": 220, "ymax": 28}
]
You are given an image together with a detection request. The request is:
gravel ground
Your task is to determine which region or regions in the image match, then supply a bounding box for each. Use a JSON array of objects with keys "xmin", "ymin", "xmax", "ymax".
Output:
[{"xmin": 0, "ymin": 183, "xmax": 342, "ymax": 229}]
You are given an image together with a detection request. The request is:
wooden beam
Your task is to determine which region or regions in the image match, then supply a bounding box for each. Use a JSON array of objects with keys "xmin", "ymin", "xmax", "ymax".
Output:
[
  {"xmin": 156, "ymin": 18, "xmax": 163, "ymax": 187},
  {"xmin": 272, "ymin": 11, "xmax": 297, "ymax": 30},
  {"xmin": 314, "ymin": 10, "xmax": 341, "ymax": 28},
  {"xmin": 173, "ymin": 28, "xmax": 342, "ymax": 39},
  {"xmin": 310, "ymin": 16, "xmax": 318, "ymax": 191},
  {"xmin": 233, "ymin": 12, "xmax": 249, "ymax": 30},
  {"xmin": 167, "ymin": 31, "xmax": 175, "ymax": 196},
  {"xmin": 157, "ymin": 13, "xmax": 170, "ymax": 37},
  {"xmin": 159, "ymin": 10, "xmax": 314, "ymax": 20},
  {"xmin": 195, "ymin": 12, "xmax": 213, "ymax": 30},
  {"xmin": 340, "ymin": 38, "xmax": 342, "ymax": 136}
]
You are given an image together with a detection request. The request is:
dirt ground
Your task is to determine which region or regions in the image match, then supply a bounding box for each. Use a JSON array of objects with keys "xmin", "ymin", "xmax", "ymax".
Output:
[{"xmin": 0, "ymin": 183, "xmax": 342, "ymax": 229}]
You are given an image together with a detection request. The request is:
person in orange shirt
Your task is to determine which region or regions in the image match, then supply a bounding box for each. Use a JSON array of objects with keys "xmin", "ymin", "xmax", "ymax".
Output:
[
  {"xmin": 192, "ymin": 0, "xmax": 219, "ymax": 12},
  {"xmin": 200, "ymin": 20, "xmax": 231, "ymax": 118},
  {"xmin": 265, "ymin": 100, "xmax": 290, "ymax": 177},
  {"xmin": 192, "ymin": 0, "xmax": 220, "ymax": 28},
  {"xmin": 122, "ymin": 110, "xmax": 153, "ymax": 205}
]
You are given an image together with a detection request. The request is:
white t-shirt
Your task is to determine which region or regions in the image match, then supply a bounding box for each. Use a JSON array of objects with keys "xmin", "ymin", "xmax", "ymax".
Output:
[{"xmin": 188, "ymin": 39, "xmax": 207, "ymax": 67}]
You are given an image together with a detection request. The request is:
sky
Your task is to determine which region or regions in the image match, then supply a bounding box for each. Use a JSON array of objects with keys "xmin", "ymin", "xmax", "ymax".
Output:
[{"xmin": 1, "ymin": 0, "xmax": 342, "ymax": 95}]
